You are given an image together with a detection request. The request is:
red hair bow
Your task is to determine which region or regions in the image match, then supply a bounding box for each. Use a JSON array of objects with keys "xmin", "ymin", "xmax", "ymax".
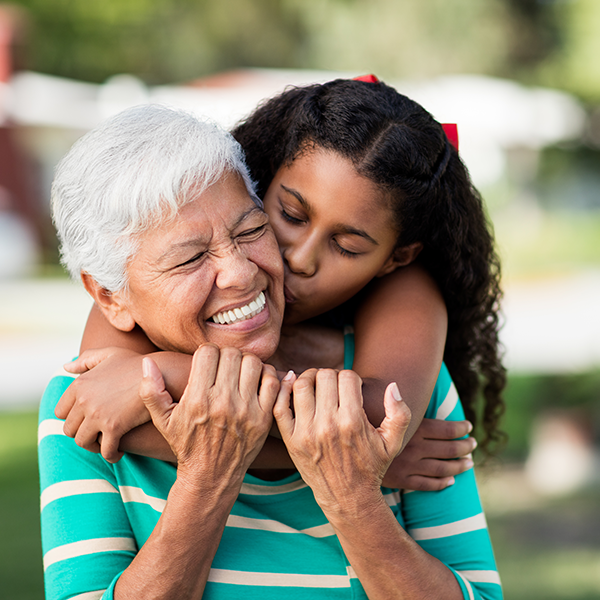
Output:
[
  {"xmin": 442, "ymin": 123, "xmax": 459, "ymax": 151},
  {"xmin": 353, "ymin": 74, "xmax": 379, "ymax": 84}
]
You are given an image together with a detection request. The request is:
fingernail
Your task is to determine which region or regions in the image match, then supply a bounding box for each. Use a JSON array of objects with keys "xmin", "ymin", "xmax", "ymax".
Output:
[
  {"xmin": 283, "ymin": 370, "xmax": 295, "ymax": 382},
  {"xmin": 465, "ymin": 459, "xmax": 474, "ymax": 469},
  {"xmin": 446, "ymin": 477, "xmax": 455, "ymax": 487},
  {"xmin": 391, "ymin": 382, "xmax": 402, "ymax": 402},
  {"xmin": 470, "ymin": 437, "xmax": 478, "ymax": 449},
  {"xmin": 142, "ymin": 357, "xmax": 151, "ymax": 378},
  {"xmin": 467, "ymin": 421, "xmax": 473, "ymax": 433}
]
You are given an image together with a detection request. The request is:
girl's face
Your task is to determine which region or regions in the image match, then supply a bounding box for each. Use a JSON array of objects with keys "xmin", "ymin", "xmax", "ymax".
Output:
[{"xmin": 263, "ymin": 147, "xmax": 403, "ymax": 325}]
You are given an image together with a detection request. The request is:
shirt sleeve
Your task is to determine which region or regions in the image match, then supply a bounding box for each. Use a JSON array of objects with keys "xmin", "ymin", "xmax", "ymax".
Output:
[
  {"xmin": 400, "ymin": 363, "xmax": 503, "ymax": 600},
  {"xmin": 38, "ymin": 370, "xmax": 137, "ymax": 600}
]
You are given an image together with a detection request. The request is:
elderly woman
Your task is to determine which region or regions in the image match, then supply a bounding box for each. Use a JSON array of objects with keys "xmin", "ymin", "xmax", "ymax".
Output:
[{"xmin": 40, "ymin": 104, "xmax": 494, "ymax": 600}]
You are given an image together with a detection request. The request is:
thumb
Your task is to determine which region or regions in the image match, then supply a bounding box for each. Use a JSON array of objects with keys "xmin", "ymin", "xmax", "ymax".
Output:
[
  {"xmin": 64, "ymin": 348, "xmax": 113, "ymax": 374},
  {"xmin": 273, "ymin": 370, "xmax": 296, "ymax": 441},
  {"xmin": 140, "ymin": 357, "xmax": 174, "ymax": 433},
  {"xmin": 378, "ymin": 382, "xmax": 411, "ymax": 459}
]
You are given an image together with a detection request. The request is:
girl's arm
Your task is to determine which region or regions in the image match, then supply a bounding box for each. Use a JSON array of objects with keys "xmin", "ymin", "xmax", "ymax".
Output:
[
  {"xmin": 354, "ymin": 263, "xmax": 447, "ymax": 441},
  {"xmin": 81, "ymin": 302, "xmax": 158, "ymax": 354},
  {"xmin": 353, "ymin": 263, "xmax": 476, "ymax": 489}
]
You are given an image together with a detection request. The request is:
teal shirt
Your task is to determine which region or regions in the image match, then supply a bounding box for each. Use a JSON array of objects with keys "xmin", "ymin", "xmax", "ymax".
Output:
[{"xmin": 39, "ymin": 359, "xmax": 502, "ymax": 600}]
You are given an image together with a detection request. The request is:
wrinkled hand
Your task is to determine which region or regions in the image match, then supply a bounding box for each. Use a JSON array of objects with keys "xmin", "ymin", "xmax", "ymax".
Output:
[
  {"xmin": 274, "ymin": 369, "xmax": 411, "ymax": 515},
  {"xmin": 140, "ymin": 345, "xmax": 280, "ymax": 487},
  {"xmin": 56, "ymin": 348, "xmax": 150, "ymax": 463},
  {"xmin": 382, "ymin": 419, "xmax": 476, "ymax": 490}
]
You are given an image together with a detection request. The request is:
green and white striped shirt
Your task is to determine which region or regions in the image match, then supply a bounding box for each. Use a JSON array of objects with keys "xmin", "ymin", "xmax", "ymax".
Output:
[{"xmin": 39, "ymin": 361, "xmax": 502, "ymax": 600}]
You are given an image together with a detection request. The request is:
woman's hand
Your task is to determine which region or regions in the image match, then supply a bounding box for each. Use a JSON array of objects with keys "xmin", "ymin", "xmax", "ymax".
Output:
[
  {"xmin": 56, "ymin": 348, "xmax": 151, "ymax": 463},
  {"xmin": 382, "ymin": 419, "xmax": 476, "ymax": 490},
  {"xmin": 274, "ymin": 368, "xmax": 411, "ymax": 515},
  {"xmin": 140, "ymin": 344, "xmax": 280, "ymax": 488}
]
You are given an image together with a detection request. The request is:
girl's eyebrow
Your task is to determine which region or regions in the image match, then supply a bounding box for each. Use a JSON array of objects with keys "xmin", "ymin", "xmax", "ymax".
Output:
[
  {"xmin": 281, "ymin": 184, "xmax": 311, "ymax": 213},
  {"xmin": 280, "ymin": 184, "xmax": 378, "ymax": 245}
]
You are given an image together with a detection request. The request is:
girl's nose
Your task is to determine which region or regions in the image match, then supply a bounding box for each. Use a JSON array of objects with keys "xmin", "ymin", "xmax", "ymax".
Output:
[{"xmin": 282, "ymin": 237, "xmax": 318, "ymax": 277}]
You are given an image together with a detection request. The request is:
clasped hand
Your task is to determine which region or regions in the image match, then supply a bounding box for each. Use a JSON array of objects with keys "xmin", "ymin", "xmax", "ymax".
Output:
[
  {"xmin": 57, "ymin": 348, "xmax": 476, "ymax": 489},
  {"xmin": 274, "ymin": 368, "xmax": 411, "ymax": 515},
  {"xmin": 139, "ymin": 344, "xmax": 279, "ymax": 485}
]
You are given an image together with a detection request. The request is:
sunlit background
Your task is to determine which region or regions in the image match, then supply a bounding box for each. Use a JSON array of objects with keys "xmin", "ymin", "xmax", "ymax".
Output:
[{"xmin": 1, "ymin": 1, "xmax": 599, "ymax": 598}]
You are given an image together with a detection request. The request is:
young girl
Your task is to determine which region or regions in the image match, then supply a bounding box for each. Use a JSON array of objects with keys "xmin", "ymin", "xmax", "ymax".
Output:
[{"xmin": 58, "ymin": 77, "xmax": 504, "ymax": 486}]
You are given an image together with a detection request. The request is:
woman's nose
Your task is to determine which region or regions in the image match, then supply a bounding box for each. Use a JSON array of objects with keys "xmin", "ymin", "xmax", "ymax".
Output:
[
  {"xmin": 283, "ymin": 237, "xmax": 318, "ymax": 277},
  {"xmin": 214, "ymin": 246, "xmax": 259, "ymax": 290}
]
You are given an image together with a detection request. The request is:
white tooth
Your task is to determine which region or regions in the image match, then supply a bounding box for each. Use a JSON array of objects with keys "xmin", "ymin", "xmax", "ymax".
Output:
[
  {"xmin": 222, "ymin": 311, "xmax": 230, "ymax": 324},
  {"xmin": 241, "ymin": 305, "xmax": 251, "ymax": 316},
  {"xmin": 259, "ymin": 291, "xmax": 265, "ymax": 305},
  {"xmin": 234, "ymin": 308, "xmax": 244, "ymax": 319},
  {"xmin": 249, "ymin": 300, "xmax": 258, "ymax": 312},
  {"xmin": 212, "ymin": 315, "xmax": 219, "ymax": 323},
  {"xmin": 218, "ymin": 313, "xmax": 226, "ymax": 324},
  {"xmin": 228, "ymin": 310, "xmax": 237, "ymax": 323}
]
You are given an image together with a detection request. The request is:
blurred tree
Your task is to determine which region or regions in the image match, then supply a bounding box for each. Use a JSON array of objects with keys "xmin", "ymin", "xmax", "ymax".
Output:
[{"xmin": 4, "ymin": 0, "xmax": 599, "ymax": 103}]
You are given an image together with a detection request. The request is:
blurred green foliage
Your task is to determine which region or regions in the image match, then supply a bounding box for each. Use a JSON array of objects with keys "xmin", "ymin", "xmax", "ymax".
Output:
[
  {"xmin": 501, "ymin": 369, "xmax": 600, "ymax": 461},
  {"xmin": 4, "ymin": 0, "xmax": 599, "ymax": 101},
  {"xmin": 0, "ymin": 411, "xmax": 43, "ymax": 600}
]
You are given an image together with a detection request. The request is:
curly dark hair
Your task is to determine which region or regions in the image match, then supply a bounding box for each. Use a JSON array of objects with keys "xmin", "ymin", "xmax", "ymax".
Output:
[{"xmin": 232, "ymin": 78, "xmax": 506, "ymax": 453}]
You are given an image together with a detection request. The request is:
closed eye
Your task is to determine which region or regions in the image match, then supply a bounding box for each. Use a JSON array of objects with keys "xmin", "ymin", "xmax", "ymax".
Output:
[
  {"xmin": 237, "ymin": 224, "xmax": 268, "ymax": 240},
  {"xmin": 176, "ymin": 252, "xmax": 206, "ymax": 268},
  {"xmin": 333, "ymin": 239, "xmax": 361, "ymax": 258},
  {"xmin": 280, "ymin": 208, "xmax": 305, "ymax": 225}
]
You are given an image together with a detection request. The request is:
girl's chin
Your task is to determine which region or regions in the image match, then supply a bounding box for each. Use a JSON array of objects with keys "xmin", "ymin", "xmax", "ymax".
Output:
[{"xmin": 283, "ymin": 303, "xmax": 313, "ymax": 326}]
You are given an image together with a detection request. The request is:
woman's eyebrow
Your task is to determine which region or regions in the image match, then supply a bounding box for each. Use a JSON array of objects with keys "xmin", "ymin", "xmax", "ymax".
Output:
[
  {"xmin": 231, "ymin": 206, "xmax": 265, "ymax": 229},
  {"xmin": 157, "ymin": 206, "xmax": 266, "ymax": 264},
  {"xmin": 157, "ymin": 238, "xmax": 209, "ymax": 265}
]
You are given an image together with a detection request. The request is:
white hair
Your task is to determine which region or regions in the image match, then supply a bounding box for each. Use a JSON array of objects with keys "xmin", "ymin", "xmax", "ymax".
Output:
[{"xmin": 52, "ymin": 104, "xmax": 260, "ymax": 291}]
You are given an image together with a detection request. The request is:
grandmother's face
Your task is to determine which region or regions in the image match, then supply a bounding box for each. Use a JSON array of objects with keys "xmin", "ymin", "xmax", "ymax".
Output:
[{"xmin": 114, "ymin": 173, "xmax": 284, "ymax": 360}]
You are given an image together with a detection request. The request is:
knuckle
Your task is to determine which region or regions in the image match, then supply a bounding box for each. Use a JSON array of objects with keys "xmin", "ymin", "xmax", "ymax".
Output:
[
  {"xmin": 293, "ymin": 378, "xmax": 313, "ymax": 393},
  {"xmin": 220, "ymin": 346, "xmax": 242, "ymax": 361},
  {"xmin": 339, "ymin": 369, "xmax": 361, "ymax": 385},
  {"xmin": 431, "ymin": 460, "xmax": 455, "ymax": 477},
  {"xmin": 242, "ymin": 352, "xmax": 261, "ymax": 366},
  {"xmin": 197, "ymin": 343, "xmax": 219, "ymax": 358}
]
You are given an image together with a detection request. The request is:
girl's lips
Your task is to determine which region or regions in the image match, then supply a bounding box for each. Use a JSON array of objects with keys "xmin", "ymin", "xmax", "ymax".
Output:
[{"xmin": 284, "ymin": 285, "xmax": 296, "ymax": 305}]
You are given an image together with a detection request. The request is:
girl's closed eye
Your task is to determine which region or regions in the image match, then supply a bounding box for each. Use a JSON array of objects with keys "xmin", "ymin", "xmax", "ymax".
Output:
[
  {"xmin": 278, "ymin": 201, "xmax": 306, "ymax": 225},
  {"xmin": 333, "ymin": 239, "xmax": 361, "ymax": 258}
]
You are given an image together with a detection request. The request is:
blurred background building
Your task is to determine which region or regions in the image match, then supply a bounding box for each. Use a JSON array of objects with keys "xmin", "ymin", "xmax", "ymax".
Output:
[{"xmin": 1, "ymin": 1, "xmax": 599, "ymax": 598}]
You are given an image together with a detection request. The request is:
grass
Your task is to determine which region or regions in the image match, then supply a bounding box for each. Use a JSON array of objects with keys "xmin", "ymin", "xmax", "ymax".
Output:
[
  {"xmin": 0, "ymin": 411, "xmax": 44, "ymax": 600},
  {"xmin": 3, "ymin": 375, "xmax": 600, "ymax": 599}
]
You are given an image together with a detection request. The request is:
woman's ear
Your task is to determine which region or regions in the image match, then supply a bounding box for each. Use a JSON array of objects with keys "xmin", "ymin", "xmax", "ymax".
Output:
[
  {"xmin": 81, "ymin": 272, "xmax": 137, "ymax": 332},
  {"xmin": 376, "ymin": 242, "xmax": 423, "ymax": 277}
]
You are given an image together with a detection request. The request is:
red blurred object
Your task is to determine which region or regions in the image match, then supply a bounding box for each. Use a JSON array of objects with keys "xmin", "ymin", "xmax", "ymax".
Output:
[
  {"xmin": 353, "ymin": 74, "xmax": 379, "ymax": 84},
  {"xmin": 442, "ymin": 123, "xmax": 459, "ymax": 151}
]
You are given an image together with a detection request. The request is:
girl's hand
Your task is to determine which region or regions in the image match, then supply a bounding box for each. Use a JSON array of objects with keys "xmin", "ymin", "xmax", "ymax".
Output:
[
  {"xmin": 140, "ymin": 344, "xmax": 280, "ymax": 486},
  {"xmin": 274, "ymin": 368, "xmax": 411, "ymax": 515},
  {"xmin": 56, "ymin": 348, "xmax": 150, "ymax": 463},
  {"xmin": 382, "ymin": 419, "xmax": 476, "ymax": 490}
]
